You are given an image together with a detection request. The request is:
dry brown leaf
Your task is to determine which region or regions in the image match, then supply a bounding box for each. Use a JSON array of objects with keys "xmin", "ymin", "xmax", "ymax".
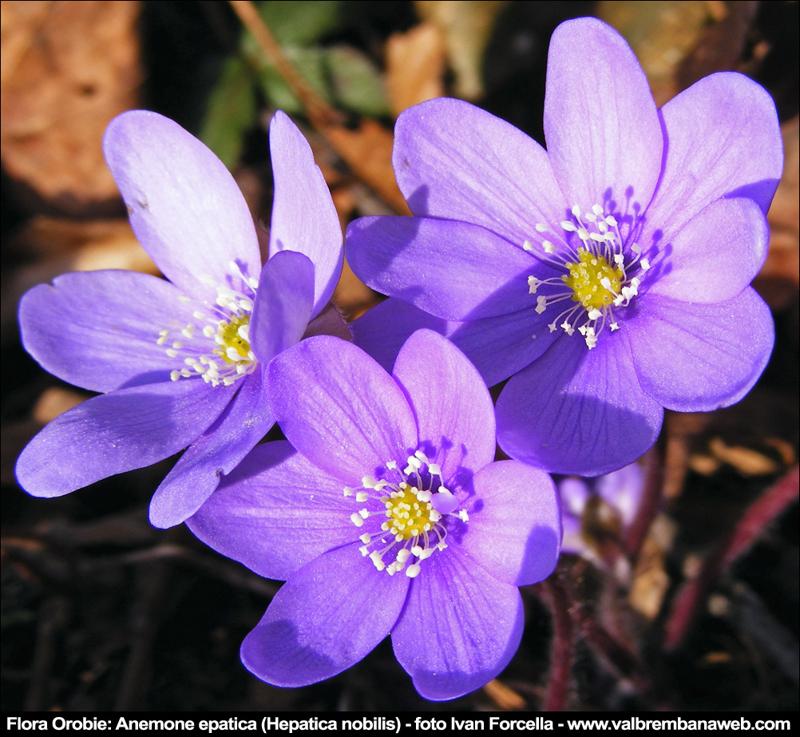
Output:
[
  {"xmin": 629, "ymin": 514, "xmax": 675, "ymax": 621},
  {"xmin": 677, "ymin": 1, "xmax": 759, "ymax": 90},
  {"xmin": 708, "ymin": 437, "xmax": 780, "ymax": 477},
  {"xmin": 332, "ymin": 259, "xmax": 377, "ymax": 318},
  {"xmin": 664, "ymin": 388, "xmax": 798, "ymax": 497},
  {"xmin": 663, "ymin": 412, "xmax": 710, "ymax": 498},
  {"xmin": 763, "ymin": 437, "xmax": 796, "ymax": 466},
  {"xmin": 482, "ymin": 678, "xmax": 526, "ymax": 710},
  {"xmin": 321, "ymin": 120, "xmax": 409, "ymax": 214},
  {"xmin": 386, "ymin": 23, "xmax": 446, "ymax": 116},
  {"xmin": 415, "ymin": 0, "xmax": 506, "ymax": 101},
  {"xmin": 1, "ymin": 1, "xmax": 141, "ymax": 216},
  {"xmin": 33, "ymin": 387, "xmax": 86, "ymax": 424},
  {"xmin": 757, "ymin": 117, "xmax": 800, "ymax": 310},
  {"xmin": 629, "ymin": 533, "xmax": 670, "ymax": 620},
  {"xmin": 598, "ymin": 1, "xmax": 709, "ymax": 105},
  {"xmin": 328, "ymin": 186, "xmax": 377, "ymax": 316},
  {"xmin": 688, "ymin": 454, "xmax": 722, "ymax": 476}
]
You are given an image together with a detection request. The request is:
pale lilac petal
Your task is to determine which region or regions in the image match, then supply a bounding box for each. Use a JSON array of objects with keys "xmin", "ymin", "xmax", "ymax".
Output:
[
  {"xmin": 346, "ymin": 216, "xmax": 552, "ymax": 320},
  {"xmin": 15, "ymin": 379, "xmax": 233, "ymax": 498},
  {"xmin": 249, "ymin": 251, "xmax": 314, "ymax": 365},
  {"xmin": 103, "ymin": 111, "xmax": 261, "ymax": 298},
  {"xmin": 647, "ymin": 72, "xmax": 782, "ymax": 236},
  {"xmin": 596, "ymin": 462, "xmax": 644, "ymax": 527},
  {"xmin": 18, "ymin": 270, "xmax": 197, "ymax": 393},
  {"xmin": 393, "ymin": 98, "xmax": 565, "ymax": 245},
  {"xmin": 560, "ymin": 511, "xmax": 583, "ymax": 556},
  {"xmin": 648, "ymin": 198, "xmax": 769, "ymax": 303},
  {"xmin": 558, "ymin": 477, "xmax": 590, "ymax": 517},
  {"xmin": 392, "ymin": 330, "xmax": 495, "ymax": 480},
  {"xmin": 352, "ymin": 298, "xmax": 557, "ymax": 388},
  {"xmin": 268, "ymin": 111, "xmax": 343, "ymax": 317},
  {"xmin": 628, "ymin": 288, "xmax": 774, "ymax": 412},
  {"xmin": 459, "ymin": 460, "xmax": 561, "ymax": 586},
  {"xmin": 187, "ymin": 441, "xmax": 356, "ymax": 580},
  {"xmin": 266, "ymin": 337, "xmax": 418, "ymax": 482},
  {"xmin": 241, "ymin": 543, "xmax": 408, "ymax": 687},
  {"xmin": 544, "ymin": 18, "xmax": 663, "ymax": 213},
  {"xmin": 496, "ymin": 334, "xmax": 663, "ymax": 475},
  {"xmin": 391, "ymin": 550, "xmax": 524, "ymax": 701},
  {"xmin": 149, "ymin": 370, "xmax": 273, "ymax": 528}
]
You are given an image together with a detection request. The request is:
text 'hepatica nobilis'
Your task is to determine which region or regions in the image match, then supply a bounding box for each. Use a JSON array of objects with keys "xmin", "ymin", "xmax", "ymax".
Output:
[
  {"xmin": 16, "ymin": 111, "xmax": 344, "ymax": 528},
  {"xmin": 347, "ymin": 17, "xmax": 782, "ymax": 477},
  {"xmin": 188, "ymin": 330, "xmax": 561, "ymax": 701}
]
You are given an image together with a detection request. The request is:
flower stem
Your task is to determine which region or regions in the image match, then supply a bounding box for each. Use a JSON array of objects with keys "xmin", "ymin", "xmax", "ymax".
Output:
[
  {"xmin": 561, "ymin": 560, "xmax": 650, "ymax": 694},
  {"xmin": 624, "ymin": 439, "xmax": 664, "ymax": 559},
  {"xmin": 540, "ymin": 577, "xmax": 574, "ymax": 711},
  {"xmin": 663, "ymin": 465, "xmax": 799, "ymax": 651}
]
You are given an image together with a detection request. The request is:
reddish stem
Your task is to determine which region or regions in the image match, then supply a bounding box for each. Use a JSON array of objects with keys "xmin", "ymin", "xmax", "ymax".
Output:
[
  {"xmin": 624, "ymin": 440, "xmax": 665, "ymax": 559},
  {"xmin": 663, "ymin": 466, "xmax": 799, "ymax": 651},
  {"xmin": 554, "ymin": 562, "xmax": 650, "ymax": 695},
  {"xmin": 540, "ymin": 578, "xmax": 574, "ymax": 711}
]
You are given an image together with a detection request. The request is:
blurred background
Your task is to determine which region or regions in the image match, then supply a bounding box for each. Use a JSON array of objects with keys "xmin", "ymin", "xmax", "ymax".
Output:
[{"xmin": 1, "ymin": 0, "xmax": 798, "ymax": 711}]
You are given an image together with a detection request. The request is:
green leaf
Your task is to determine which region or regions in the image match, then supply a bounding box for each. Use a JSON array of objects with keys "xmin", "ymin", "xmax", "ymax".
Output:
[
  {"xmin": 252, "ymin": 46, "xmax": 329, "ymax": 115},
  {"xmin": 199, "ymin": 57, "xmax": 257, "ymax": 168},
  {"xmin": 242, "ymin": 3, "xmax": 387, "ymax": 117},
  {"xmin": 326, "ymin": 45, "xmax": 389, "ymax": 117},
  {"xmin": 256, "ymin": 0, "xmax": 343, "ymax": 46}
]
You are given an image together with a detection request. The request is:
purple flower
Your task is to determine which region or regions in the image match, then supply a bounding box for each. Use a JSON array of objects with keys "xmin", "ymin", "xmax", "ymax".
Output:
[
  {"xmin": 346, "ymin": 18, "xmax": 782, "ymax": 477},
  {"xmin": 15, "ymin": 110, "xmax": 344, "ymax": 528},
  {"xmin": 188, "ymin": 330, "xmax": 561, "ymax": 700},
  {"xmin": 559, "ymin": 462, "xmax": 644, "ymax": 559}
]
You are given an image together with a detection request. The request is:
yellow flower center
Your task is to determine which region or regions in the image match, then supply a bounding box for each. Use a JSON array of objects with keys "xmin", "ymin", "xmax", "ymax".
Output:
[
  {"xmin": 383, "ymin": 485, "xmax": 437, "ymax": 540},
  {"xmin": 562, "ymin": 248, "xmax": 623, "ymax": 310},
  {"xmin": 215, "ymin": 315, "xmax": 252, "ymax": 364}
]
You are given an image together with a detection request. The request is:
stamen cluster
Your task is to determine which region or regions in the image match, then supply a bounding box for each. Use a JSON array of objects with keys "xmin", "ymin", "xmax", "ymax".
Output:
[
  {"xmin": 345, "ymin": 450, "xmax": 468, "ymax": 578},
  {"xmin": 157, "ymin": 261, "xmax": 259, "ymax": 387},
  {"xmin": 524, "ymin": 204, "xmax": 652, "ymax": 349}
]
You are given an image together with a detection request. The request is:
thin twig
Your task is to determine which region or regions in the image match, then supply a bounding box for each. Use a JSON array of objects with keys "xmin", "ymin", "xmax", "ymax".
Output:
[
  {"xmin": 25, "ymin": 596, "xmax": 69, "ymax": 710},
  {"xmin": 114, "ymin": 562, "xmax": 171, "ymax": 709},
  {"xmin": 229, "ymin": 0, "xmax": 343, "ymax": 127},
  {"xmin": 663, "ymin": 465, "xmax": 799, "ymax": 651},
  {"xmin": 87, "ymin": 542, "xmax": 277, "ymax": 597},
  {"xmin": 229, "ymin": 0, "xmax": 409, "ymax": 213}
]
